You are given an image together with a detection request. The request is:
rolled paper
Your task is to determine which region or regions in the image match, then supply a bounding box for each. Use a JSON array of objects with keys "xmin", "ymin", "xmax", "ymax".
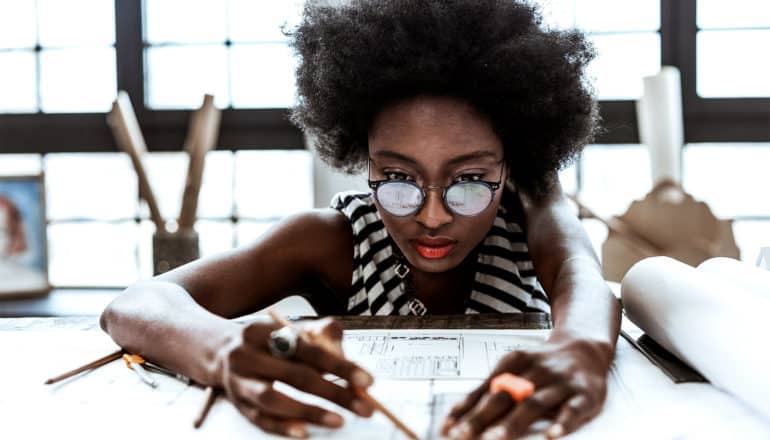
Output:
[{"xmin": 636, "ymin": 66, "xmax": 684, "ymax": 185}]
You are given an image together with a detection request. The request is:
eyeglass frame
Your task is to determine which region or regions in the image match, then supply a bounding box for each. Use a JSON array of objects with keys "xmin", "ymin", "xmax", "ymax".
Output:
[{"xmin": 367, "ymin": 158, "xmax": 506, "ymax": 217}]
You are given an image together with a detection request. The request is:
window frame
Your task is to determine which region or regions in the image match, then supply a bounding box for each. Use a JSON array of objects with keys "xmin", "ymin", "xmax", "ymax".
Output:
[{"xmin": 0, "ymin": 0, "xmax": 768, "ymax": 154}]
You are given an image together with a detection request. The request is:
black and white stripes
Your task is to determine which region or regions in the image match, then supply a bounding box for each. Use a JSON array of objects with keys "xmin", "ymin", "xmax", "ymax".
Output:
[{"xmin": 331, "ymin": 191, "xmax": 550, "ymax": 315}]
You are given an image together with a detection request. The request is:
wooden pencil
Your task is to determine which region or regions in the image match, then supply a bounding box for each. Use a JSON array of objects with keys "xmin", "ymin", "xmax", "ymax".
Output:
[
  {"xmin": 44, "ymin": 349, "xmax": 124, "ymax": 385},
  {"xmin": 267, "ymin": 309, "xmax": 419, "ymax": 440},
  {"xmin": 193, "ymin": 386, "xmax": 217, "ymax": 429}
]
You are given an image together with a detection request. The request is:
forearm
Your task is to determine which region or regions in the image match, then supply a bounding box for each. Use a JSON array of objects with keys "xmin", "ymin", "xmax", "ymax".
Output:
[
  {"xmin": 99, "ymin": 280, "xmax": 241, "ymax": 386},
  {"xmin": 522, "ymin": 191, "xmax": 621, "ymax": 359},
  {"xmin": 548, "ymin": 255, "xmax": 621, "ymax": 354}
]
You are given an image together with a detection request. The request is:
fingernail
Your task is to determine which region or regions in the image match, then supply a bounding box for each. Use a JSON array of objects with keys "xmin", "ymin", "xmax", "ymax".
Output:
[
  {"xmin": 481, "ymin": 426, "xmax": 506, "ymax": 440},
  {"xmin": 352, "ymin": 399, "xmax": 373, "ymax": 417},
  {"xmin": 440, "ymin": 417, "xmax": 456, "ymax": 435},
  {"xmin": 352, "ymin": 370, "xmax": 373, "ymax": 388},
  {"xmin": 547, "ymin": 423, "xmax": 564, "ymax": 438},
  {"xmin": 288, "ymin": 424, "xmax": 307, "ymax": 438},
  {"xmin": 448, "ymin": 422, "xmax": 471, "ymax": 440},
  {"xmin": 322, "ymin": 412, "xmax": 344, "ymax": 427}
]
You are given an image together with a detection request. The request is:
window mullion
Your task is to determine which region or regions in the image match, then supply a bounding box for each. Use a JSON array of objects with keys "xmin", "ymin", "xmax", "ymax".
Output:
[{"xmin": 114, "ymin": 0, "xmax": 145, "ymax": 117}]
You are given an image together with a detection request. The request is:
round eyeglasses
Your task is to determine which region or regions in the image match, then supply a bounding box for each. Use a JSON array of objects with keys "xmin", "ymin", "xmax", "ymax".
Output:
[{"xmin": 368, "ymin": 160, "xmax": 505, "ymax": 217}]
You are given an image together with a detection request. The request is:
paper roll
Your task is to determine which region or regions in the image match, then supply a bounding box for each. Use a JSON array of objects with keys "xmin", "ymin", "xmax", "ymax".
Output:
[
  {"xmin": 636, "ymin": 66, "xmax": 684, "ymax": 185},
  {"xmin": 622, "ymin": 257, "xmax": 770, "ymax": 421}
]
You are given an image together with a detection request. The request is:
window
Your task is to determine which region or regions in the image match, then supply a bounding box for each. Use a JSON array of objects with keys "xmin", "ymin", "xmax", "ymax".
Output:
[
  {"xmin": 0, "ymin": 0, "xmax": 117, "ymax": 113},
  {"xmin": 0, "ymin": 0, "xmax": 768, "ymax": 287},
  {"xmin": 696, "ymin": 0, "xmax": 770, "ymax": 98}
]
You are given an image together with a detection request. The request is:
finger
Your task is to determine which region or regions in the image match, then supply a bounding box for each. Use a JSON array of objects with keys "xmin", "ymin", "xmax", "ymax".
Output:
[
  {"xmin": 481, "ymin": 386, "xmax": 571, "ymax": 440},
  {"xmin": 293, "ymin": 335, "xmax": 373, "ymax": 388},
  {"xmin": 303, "ymin": 317, "xmax": 345, "ymax": 355},
  {"xmin": 441, "ymin": 379, "xmax": 490, "ymax": 435},
  {"xmin": 257, "ymin": 353, "xmax": 374, "ymax": 417},
  {"xmin": 237, "ymin": 401, "xmax": 308, "ymax": 439},
  {"xmin": 546, "ymin": 394, "xmax": 595, "ymax": 439},
  {"xmin": 447, "ymin": 391, "xmax": 514, "ymax": 440},
  {"xmin": 236, "ymin": 381, "xmax": 345, "ymax": 428},
  {"xmin": 443, "ymin": 352, "xmax": 531, "ymax": 433},
  {"xmin": 242, "ymin": 322, "xmax": 282, "ymax": 348}
]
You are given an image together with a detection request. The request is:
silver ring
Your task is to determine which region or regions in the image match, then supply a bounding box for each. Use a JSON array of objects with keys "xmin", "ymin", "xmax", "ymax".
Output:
[{"xmin": 268, "ymin": 326, "xmax": 299, "ymax": 359}]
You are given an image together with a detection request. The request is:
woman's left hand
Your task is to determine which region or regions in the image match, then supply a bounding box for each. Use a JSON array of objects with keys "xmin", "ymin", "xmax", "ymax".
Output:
[{"xmin": 441, "ymin": 335, "xmax": 614, "ymax": 440}]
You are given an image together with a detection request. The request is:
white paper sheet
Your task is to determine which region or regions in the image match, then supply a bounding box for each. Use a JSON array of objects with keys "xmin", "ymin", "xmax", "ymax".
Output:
[
  {"xmin": 342, "ymin": 329, "xmax": 550, "ymax": 379},
  {"xmin": 622, "ymin": 256, "xmax": 770, "ymax": 422},
  {"xmin": 4, "ymin": 325, "xmax": 770, "ymax": 439}
]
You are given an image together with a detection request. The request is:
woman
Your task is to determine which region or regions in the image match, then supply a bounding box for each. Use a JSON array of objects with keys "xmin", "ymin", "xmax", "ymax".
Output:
[{"xmin": 100, "ymin": 1, "xmax": 621, "ymax": 438}]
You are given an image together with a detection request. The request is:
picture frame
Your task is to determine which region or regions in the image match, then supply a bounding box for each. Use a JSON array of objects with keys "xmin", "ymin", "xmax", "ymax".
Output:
[{"xmin": 0, "ymin": 174, "xmax": 50, "ymax": 297}]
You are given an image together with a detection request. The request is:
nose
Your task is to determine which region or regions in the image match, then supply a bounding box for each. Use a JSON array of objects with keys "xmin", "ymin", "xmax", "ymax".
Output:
[{"xmin": 414, "ymin": 188, "xmax": 453, "ymax": 229}]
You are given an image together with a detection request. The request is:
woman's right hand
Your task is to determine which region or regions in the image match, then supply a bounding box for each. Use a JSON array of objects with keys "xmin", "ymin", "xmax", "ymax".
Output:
[{"xmin": 215, "ymin": 318, "xmax": 375, "ymax": 438}]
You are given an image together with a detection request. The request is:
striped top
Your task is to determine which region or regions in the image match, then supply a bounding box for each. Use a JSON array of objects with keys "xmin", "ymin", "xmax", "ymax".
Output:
[{"xmin": 330, "ymin": 188, "xmax": 550, "ymax": 315}]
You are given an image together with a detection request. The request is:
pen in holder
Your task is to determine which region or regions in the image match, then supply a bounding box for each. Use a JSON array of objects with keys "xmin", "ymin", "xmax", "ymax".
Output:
[{"xmin": 153, "ymin": 229, "xmax": 200, "ymax": 275}]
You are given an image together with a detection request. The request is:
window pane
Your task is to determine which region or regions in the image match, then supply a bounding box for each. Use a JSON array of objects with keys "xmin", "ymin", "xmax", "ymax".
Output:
[
  {"xmin": 39, "ymin": 47, "xmax": 116, "ymax": 113},
  {"xmin": 732, "ymin": 220, "xmax": 770, "ymax": 264},
  {"xmin": 236, "ymin": 220, "xmax": 278, "ymax": 246},
  {"xmin": 143, "ymin": 153, "xmax": 187, "ymax": 221},
  {"xmin": 589, "ymin": 33, "xmax": 660, "ymax": 100},
  {"xmin": 0, "ymin": 50, "xmax": 37, "ymax": 113},
  {"xmin": 574, "ymin": 0, "xmax": 659, "ymax": 32},
  {"xmin": 579, "ymin": 145, "xmax": 652, "ymax": 218},
  {"xmin": 45, "ymin": 153, "xmax": 137, "ymax": 221},
  {"xmin": 697, "ymin": 30, "xmax": 770, "ymax": 98},
  {"xmin": 536, "ymin": 0, "xmax": 659, "ymax": 32},
  {"xmin": 228, "ymin": 0, "xmax": 303, "ymax": 42},
  {"xmin": 197, "ymin": 220, "xmax": 234, "ymax": 257},
  {"xmin": 0, "ymin": 154, "xmax": 42, "ymax": 175},
  {"xmin": 235, "ymin": 150, "xmax": 313, "ymax": 219},
  {"xmin": 145, "ymin": 45, "xmax": 229, "ymax": 109},
  {"xmin": 37, "ymin": 0, "xmax": 114, "ymax": 47},
  {"xmin": 198, "ymin": 151, "xmax": 234, "ymax": 218},
  {"xmin": 141, "ymin": 151, "xmax": 233, "ymax": 221},
  {"xmin": 558, "ymin": 161, "xmax": 579, "ymax": 195},
  {"xmin": 144, "ymin": 0, "xmax": 226, "ymax": 44},
  {"xmin": 230, "ymin": 44, "xmax": 297, "ymax": 108},
  {"xmin": 0, "ymin": 0, "xmax": 36, "ymax": 49},
  {"xmin": 48, "ymin": 222, "xmax": 139, "ymax": 287},
  {"xmin": 536, "ymin": 0, "xmax": 576, "ymax": 30},
  {"xmin": 698, "ymin": 0, "xmax": 770, "ymax": 29},
  {"xmin": 683, "ymin": 144, "xmax": 770, "ymax": 217}
]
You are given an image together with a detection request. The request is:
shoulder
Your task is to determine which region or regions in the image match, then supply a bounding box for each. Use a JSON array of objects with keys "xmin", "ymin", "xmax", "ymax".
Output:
[
  {"xmin": 273, "ymin": 208, "xmax": 355, "ymax": 294},
  {"xmin": 265, "ymin": 208, "xmax": 353, "ymax": 268}
]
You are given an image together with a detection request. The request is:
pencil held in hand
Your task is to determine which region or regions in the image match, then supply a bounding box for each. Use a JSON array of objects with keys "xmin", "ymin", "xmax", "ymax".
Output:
[{"xmin": 266, "ymin": 309, "xmax": 419, "ymax": 440}]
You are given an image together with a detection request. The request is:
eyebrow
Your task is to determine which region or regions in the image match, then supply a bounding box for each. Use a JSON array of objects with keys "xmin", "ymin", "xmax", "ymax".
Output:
[{"xmin": 372, "ymin": 150, "xmax": 500, "ymax": 166}]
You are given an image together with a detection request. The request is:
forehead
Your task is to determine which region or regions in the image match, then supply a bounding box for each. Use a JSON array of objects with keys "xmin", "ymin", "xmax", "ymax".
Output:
[{"xmin": 368, "ymin": 95, "xmax": 503, "ymax": 164}]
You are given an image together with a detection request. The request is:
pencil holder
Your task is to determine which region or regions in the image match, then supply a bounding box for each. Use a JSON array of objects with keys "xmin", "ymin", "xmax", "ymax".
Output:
[{"xmin": 152, "ymin": 229, "xmax": 200, "ymax": 275}]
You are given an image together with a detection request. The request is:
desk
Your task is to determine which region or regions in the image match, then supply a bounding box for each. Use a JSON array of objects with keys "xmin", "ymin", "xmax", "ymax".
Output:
[{"xmin": 2, "ymin": 315, "xmax": 769, "ymax": 439}]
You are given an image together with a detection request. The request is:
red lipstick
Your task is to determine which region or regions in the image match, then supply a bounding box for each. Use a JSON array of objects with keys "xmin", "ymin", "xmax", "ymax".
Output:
[{"xmin": 411, "ymin": 236, "xmax": 457, "ymax": 259}]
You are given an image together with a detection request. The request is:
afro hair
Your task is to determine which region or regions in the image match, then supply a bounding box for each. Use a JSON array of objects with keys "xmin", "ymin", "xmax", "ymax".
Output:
[{"xmin": 290, "ymin": 0, "xmax": 599, "ymax": 196}]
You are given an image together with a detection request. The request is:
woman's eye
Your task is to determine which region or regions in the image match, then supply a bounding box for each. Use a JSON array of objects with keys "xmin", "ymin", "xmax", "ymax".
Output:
[
  {"xmin": 457, "ymin": 174, "xmax": 484, "ymax": 182},
  {"xmin": 385, "ymin": 172, "xmax": 412, "ymax": 181}
]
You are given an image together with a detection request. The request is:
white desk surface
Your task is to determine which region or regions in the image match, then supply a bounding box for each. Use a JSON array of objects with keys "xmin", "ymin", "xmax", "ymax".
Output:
[{"xmin": 1, "ymin": 317, "xmax": 768, "ymax": 440}]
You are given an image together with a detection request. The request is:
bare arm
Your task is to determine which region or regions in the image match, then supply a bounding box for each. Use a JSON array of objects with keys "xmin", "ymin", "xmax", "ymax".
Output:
[
  {"xmin": 443, "ymin": 183, "xmax": 621, "ymax": 439},
  {"xmin": 520, "ymin": 183, "xmax": 621, "ymax": 352},
  {"xmin": 99, "ymin": 209, "xmax": 372, "ymax": 437}
]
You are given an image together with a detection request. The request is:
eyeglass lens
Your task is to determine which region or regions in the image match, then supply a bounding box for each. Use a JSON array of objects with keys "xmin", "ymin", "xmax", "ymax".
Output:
[{"xmin": 375, "ymin": 181, "xmax": 493, "ymax": 216}]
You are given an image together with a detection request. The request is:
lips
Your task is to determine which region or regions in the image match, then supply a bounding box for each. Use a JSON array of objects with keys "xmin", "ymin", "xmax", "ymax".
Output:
[{"xmin": 411, "ymin": 236, "xmax": 457, "ymax": 259}]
